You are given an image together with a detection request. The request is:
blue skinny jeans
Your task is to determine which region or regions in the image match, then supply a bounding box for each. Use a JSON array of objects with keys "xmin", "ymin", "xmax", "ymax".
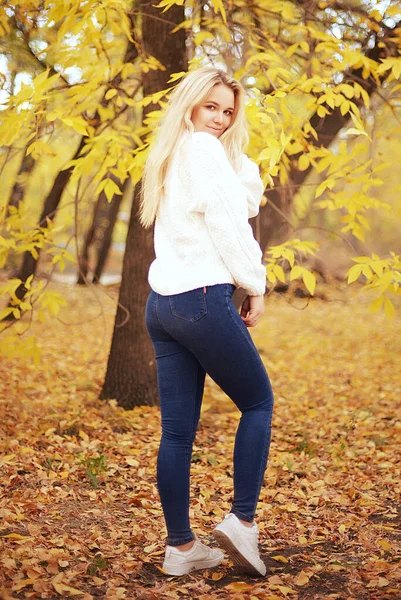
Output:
[{"xmin": 145, "ymin": 283, "xmax": 274, "ymax": 546}]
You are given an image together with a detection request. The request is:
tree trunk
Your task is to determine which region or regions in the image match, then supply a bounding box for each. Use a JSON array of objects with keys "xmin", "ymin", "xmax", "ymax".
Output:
[
  {"xmin": 77, "ymin": 177, "xmax": 125, "ymax": 285},
  {"xmin": 6, "ymin": 153, "xmax": 36, "ymax": 215},
  {"xmin": 92, "ymin": 187, "xmax": 125, "ymax": 283},
  {"xmin": 77, "ymin": 195, "xmax": 99, "ymax": 285},
  {"xmin": 6, "ymin": 137, "xmax": 85, "ymax": 312},
  {"xmin": 101, "ymin": 2, "xmax": 187, "ymax": 408}
]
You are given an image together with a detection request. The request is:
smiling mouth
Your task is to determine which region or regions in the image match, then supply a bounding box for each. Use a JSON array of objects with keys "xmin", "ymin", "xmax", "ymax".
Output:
[{"xmin": 208, "ymin": 126, "xmax": 222, "ymax": 132}]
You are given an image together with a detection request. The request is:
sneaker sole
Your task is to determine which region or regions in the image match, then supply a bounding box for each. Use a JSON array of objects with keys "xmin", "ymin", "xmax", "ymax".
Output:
[
  {"xmin": 213, "ymin": 530, "xmax": 266, "ymax": 576},
  {"xmin": 163, "ymin": 554, "xmax": 224, "ymax": 576}
]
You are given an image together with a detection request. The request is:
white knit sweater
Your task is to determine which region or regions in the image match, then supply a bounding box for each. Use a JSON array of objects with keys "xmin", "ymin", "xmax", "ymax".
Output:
[{"xmin": 148, "ymin": 131, "xmax": 266, "ymax": 297}]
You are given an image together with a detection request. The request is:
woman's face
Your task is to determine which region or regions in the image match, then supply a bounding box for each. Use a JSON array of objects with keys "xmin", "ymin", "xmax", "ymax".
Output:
[{"xmin": 191, "ymin": 83, "xmax": 235, "ymax": 138}]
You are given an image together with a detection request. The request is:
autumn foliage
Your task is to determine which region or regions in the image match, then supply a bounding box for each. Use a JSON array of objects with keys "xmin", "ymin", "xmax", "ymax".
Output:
[
  {"xmin": 1, "ymin": 1, "xmax": 401, "ymax": 597},
  {"xmin": 1, "ymin": 284, "xmax": 400, "ymax": 598},
  {"xmin": 1, "ymin": 0, "xmax": 401, "ymax": 361}
]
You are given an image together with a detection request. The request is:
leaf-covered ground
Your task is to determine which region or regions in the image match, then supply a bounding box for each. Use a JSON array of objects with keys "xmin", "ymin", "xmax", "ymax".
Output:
[{"xmin": 0, "ymin": 283, "xmax": 400, "ymax": 600}]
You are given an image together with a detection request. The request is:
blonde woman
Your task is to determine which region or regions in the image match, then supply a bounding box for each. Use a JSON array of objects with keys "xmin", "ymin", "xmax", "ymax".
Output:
[{"xmin": 142, "ymin": 68, "xmax": 274, "ymax": 577}]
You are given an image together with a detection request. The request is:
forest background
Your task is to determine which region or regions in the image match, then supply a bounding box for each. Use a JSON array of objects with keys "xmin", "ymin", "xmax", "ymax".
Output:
[{"xmin": 0, "ymin": 0, "xmax": 400, "ymax": 599}]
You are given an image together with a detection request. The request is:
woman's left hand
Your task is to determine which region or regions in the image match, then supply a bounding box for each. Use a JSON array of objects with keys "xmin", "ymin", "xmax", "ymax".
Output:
[{"xmin": 240, "ymin": 295, "xmax": 264, "ymax": 327}]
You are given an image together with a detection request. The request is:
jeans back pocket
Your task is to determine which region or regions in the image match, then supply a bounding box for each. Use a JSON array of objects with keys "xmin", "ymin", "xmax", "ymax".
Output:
[{"xmin": 169, "ymin": 288, "xmax": 207, "ymax": 323}]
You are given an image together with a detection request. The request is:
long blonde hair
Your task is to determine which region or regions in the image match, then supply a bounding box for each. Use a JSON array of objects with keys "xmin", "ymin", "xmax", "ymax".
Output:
[{"xmin": 140, "ymin": 67, "xmax": 249, "ymax": 228}]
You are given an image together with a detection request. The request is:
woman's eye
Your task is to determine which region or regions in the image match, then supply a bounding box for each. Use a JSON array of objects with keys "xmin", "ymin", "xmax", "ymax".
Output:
[{"xmin": 206, "ymin": 105, "xmax": 215, "ymax": 110}]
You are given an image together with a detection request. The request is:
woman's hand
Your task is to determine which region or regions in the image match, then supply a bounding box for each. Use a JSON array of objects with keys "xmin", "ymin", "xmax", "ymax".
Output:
[{"xmin": 240, "ymin": 295, "xmax": 265, "ymax": 327}]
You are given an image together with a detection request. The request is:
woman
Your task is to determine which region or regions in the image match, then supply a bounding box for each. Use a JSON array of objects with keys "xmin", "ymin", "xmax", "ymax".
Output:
[{"xmin": 142, "ymin": 67, "xmax": 274, "ymax": 577}]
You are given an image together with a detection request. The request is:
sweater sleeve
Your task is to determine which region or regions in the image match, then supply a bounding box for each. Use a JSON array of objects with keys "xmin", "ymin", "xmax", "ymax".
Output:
[
  {"xmin": 238, "ymin": 153, "xmax": 264, "ymax": 218},
  {"xmin": 188, "ymin": 132, "xmax": 266, "ymax": 296}
]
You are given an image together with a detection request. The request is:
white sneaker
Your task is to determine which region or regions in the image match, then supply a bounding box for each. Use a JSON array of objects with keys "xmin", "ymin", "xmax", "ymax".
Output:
[
  {"xmin": 213, "ymin": 513, "xmax": 266, "ymax": 576},
  {"xmin": 162, "ymin": 538, "xmax": 224, "ymax": 576}
]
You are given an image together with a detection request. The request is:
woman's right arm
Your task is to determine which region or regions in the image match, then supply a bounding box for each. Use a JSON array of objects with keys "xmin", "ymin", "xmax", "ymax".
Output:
[
  {"xmin": 188, "ymin": 132, "xmax": 266, "ymax": 297},
  {"xmin": 237, "ymin": 153, "xmax": 264, "ymax": 219}
]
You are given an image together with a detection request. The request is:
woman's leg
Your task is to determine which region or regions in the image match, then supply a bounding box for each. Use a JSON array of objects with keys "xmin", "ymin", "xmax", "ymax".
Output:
[
  {"xmin": 156, "ymin": 346, "xmax": 206, "ymax": 546},
  {"xmin": 158, "ymin": 284, "xmax": 274, "ymax": 523},
  {"xmin": 146, "ymin": 291, "xmax": 206, "ymax": 546}
]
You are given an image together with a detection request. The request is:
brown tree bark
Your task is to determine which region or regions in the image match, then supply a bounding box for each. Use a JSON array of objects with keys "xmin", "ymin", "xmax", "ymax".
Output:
[
  {"xmin": 5, "ymin": 137, "xmax": 86, "ymax": 313},
  {"xmin": 6, "ymin": 153, "xmax": 36, "ymax": 216},
  {"xmin": 100, "ymin": 2, "xmax": 188, "ymax": 408},
  {"xmin": 77, "ymin": 176, "xmax": 126, "ymax": 285},
  {"xmin": 92, "ymin": 187, "xmax": 124, "ymax": 283}
]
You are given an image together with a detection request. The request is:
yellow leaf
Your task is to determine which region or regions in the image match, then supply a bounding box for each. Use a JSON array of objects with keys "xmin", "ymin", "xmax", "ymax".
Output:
[
  {"xmin": 302, "ymin": 270, "xmax": 316, "ymax": 296},
  {"xmin": 211, "ymin": 572, "xmax": 225, "ymax": 580},
  {"xmin": 224, "ymin": 582, "xmax": 254, "ymax": 592},
  {"xmin": 104, "ymin": 179, "xmax": 122, "ymax": 202},
  {"xmin": 340, "ymin": 100, "xmax": 350, "ymax": 116},
  {"xmin": 53, "ymin": 581, "xmax": 85, "ymax": 596},
  {"xmin": 79, "ymin": 430, "xmax": 89, "ymax": 441},
  {"xmin": 194, "ymin": 31, "xmax": 214, "ymax": 45},
  {"xmin": 210, "ymin": 0, "xmax": 227, "ymax": 23},
  {"xmin": 105, "ymin": 89, "xmax": 117, "ymax": 100},
  {"xmin": 383, "ymin": 297, "xmax": 395, "ymax": 320},
  {"xmin": 278, "ymin": 585, "xmax": 297, "ymax": 596},
  {"xmin": 0, "ymin": 454, "xmax": 16, "ymax": 463},
  {"xmin": 267, "ymin": 270, "xmax": 277, "ymax": 284},
  {"xmin": 338, "ymin": 524, "xmax": 346, "ymax": 534},
  {"xmin": 11, "ymin": 579, "xmax": 36, "ymax": 591},
  {"xmin": 272, "ymin": 555, "xmax": 289, "ymax": 563},
  {"xmin": 2, "ymin": 533, "xmax": 32, "ymax": 540},
  {"xmin": 295, "ymin": 570, "xmax": 310, "ymax": 586},
  {"xmin": 340, "ymin": 84, "xmax": 355, "ymax": 98},
  {"xmin": 298, "ymin": 154, "xmax": 310, "ymax": 171},
  {"xmin": 290, "ymin": 265, "xmax": 303, "ymax": 281},
  {"xmin": 0, "ymin": 307, "xmax": 15, "ymax": 320},
  {"xmin": 300, "ymin": 40, "xmax": 309, "ymax": 53},
  {"xmin": 345, "ymin": 127, "xmax": 368, "ymax": 137},
  {"xmin": 273, "ymin": 264, "xmax": 286, "ymax": 283},
  {"xmin": 378, "ymin": 539, "xmax": 393, "ymax": 551},
  {"xmin": 347, "ymin": 264, "xmax": 362, "ymax": 284}
]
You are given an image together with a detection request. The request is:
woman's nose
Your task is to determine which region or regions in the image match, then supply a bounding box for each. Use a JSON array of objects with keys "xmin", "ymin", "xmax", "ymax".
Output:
[{"xmin": 213, "ymin": 112, "xmax": 223, "ymax": 123}]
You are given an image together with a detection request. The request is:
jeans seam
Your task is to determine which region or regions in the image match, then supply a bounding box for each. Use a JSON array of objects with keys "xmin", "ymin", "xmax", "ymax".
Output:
[
  {"xmin": 252, "ymin": 411, "xmax": 272, "ymax": 516},
  {"xmin": 225, "ymin": 293, "xmax": 261, "ymax": 363},
  {"xmin": 224, "ymin": 286, "xmax": 272, "ymax": 519},
  {"xmin": 154, "ymin": 293, "xmax": 163, "ymax": 329}
]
